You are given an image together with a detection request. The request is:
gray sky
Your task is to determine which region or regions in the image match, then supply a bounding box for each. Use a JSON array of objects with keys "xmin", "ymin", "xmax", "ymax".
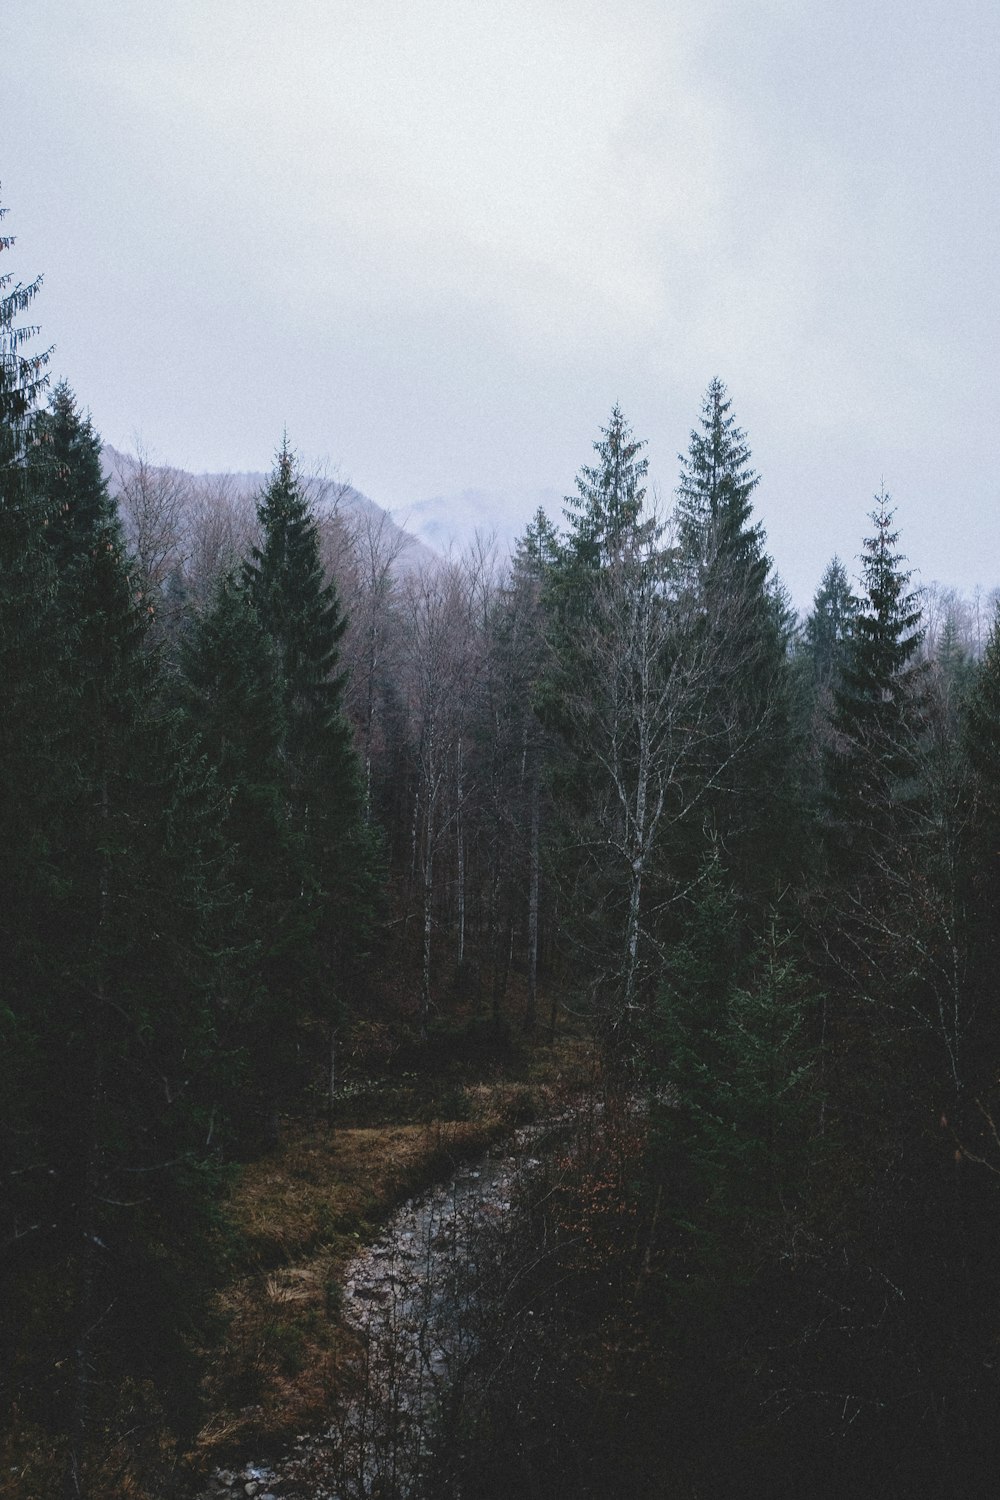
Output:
[{"xmin": 4, "ymin": 0, "xmax": 999, "ymax": 604}]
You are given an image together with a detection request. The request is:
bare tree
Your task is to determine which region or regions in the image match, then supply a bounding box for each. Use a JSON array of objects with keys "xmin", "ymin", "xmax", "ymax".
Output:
[
  {"xmin": 114, "ymin": 442, "xmax": 193, "ymax": 600},
  {"xmin": 184, "ymin": 472, "xmax": 258, "ymax": 609},
  {"xmin": 399, "ymin": 557, "xmax": 481, "ymax": 1030},
  {"xmin": 551, "ymin": 522, "xmax": 787, "ymax": 1054},
  {"xmin": 336, "ymin": 505, "xmax": 415, "ymax": 817}
]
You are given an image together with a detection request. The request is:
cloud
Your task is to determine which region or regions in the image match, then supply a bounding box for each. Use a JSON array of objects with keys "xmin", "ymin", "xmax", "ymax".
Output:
[{"xmin": 4, "ymin": 0, "xmax": 1000, "ymax": 605}]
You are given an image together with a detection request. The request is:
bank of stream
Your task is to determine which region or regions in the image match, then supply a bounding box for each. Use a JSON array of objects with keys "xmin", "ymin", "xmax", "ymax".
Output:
[{"xmin": 197, "ymin": 1114, "xmax": 574, "ymax": 1500}]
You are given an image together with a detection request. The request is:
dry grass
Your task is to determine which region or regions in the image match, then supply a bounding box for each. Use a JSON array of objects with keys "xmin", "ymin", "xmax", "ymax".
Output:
[
  {"xmin": 191, "ymin": 1091, "xmax": 543, "ymax": 1465},
  {"xmin": 0, "ymin": 1030, "xmax": 595, "ymax": 1497}
]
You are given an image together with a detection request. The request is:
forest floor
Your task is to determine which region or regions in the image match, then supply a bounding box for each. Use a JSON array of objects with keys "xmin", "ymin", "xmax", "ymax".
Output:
[{"xmin": 186, "ymin": 1020, "xmax": 595, "ymax": 1488}]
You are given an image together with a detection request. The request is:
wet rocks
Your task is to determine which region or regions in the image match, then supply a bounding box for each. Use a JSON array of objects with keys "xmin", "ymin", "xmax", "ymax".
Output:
[{"xmin": 203, "ymin": 1117, "xmax": 567, "ymax": 1499}]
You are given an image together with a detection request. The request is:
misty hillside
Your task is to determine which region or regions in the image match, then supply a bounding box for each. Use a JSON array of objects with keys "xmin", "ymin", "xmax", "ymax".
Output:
[
  {"xmin": 403, "ymin": 484, "xmax": 563, "ymax": 553},
  {"xmin": 100, "ymin": 443, "xmax": 437, "ymax": 581}
]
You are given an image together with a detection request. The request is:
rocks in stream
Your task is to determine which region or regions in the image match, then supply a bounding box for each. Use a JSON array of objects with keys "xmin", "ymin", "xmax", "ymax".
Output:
[
  {"xmin": 202, "ymin": 1118, "xmax": 571, "ymax": 1499},
  {"xmin": 198, "ymin": 1471, "xmax": 278, "ymax": 1499}
]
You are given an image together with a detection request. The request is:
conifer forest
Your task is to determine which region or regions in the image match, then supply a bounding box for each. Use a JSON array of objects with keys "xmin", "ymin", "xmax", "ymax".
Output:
[{"xmin": 5, "ymin": 193, "xmax": 1000, "ymax": 1500}]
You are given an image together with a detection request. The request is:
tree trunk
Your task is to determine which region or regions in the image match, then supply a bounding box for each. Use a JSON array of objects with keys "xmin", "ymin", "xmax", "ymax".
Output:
[
  {"xmin": 420, "ymin": 817, "xmax": 435, "ymax": 1036},
  {"xmin": 62, "ymin": 1072, "xmax": 100, "ymax": 1500},
  {"xmin": 525, "ymin": 761, "xmax": 540, "ymax": 1033},
  {"xmin": 456, "ymin": 744, "xmax": 466, "ymax": 966}
]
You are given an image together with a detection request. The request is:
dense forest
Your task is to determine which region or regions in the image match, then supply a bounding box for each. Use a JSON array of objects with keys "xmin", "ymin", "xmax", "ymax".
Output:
[{"xmin": 4, "ymin": 194, "xmax": 1000, "ymax": 1500}]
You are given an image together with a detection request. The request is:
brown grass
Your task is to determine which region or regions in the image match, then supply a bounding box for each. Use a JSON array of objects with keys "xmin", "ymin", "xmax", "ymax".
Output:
[
  {"xmin": 191, "ymin": 1089, "xmax": 546, "ymax": 1466},
  {"xmin": 0, "ymin": 1028, "xmax": 595, "ymax": 1498}
]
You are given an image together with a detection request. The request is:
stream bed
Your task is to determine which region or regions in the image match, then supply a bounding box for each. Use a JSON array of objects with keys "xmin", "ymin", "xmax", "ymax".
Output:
[{"xmin": 199, "ymin": 1118, "xmax": 568, "ymax": 1500}]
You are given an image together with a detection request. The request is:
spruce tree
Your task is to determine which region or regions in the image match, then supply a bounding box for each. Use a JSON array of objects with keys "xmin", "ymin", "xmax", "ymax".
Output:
[
  {"xmin": 965, "ymin": 607, "xmax": 1000, "ymax": 825},
  {"xmin": 561, "ymin": 403, "xmax": 652, "ymax": 572},
  {"xmin": 0, "ymin": 205, "xmax": 235, "ymax": 1491},
  {"xmin": 0, "ymin": 192, "xmax": 50, "ymax": 462},
  {"xmin": 543, "ymin": 410, "xmax": 679, "ymax": 1054},
  {"xmin": 675, "ymin": 377, "xmax": 767, "ymax": 597},
  {"xmin": 487, "ymin": 509, "xmax": 559, "ymax": 1033},
  {"xmin": 244, "ymin": 442, "xmax": 351, "ymax": 790},
  {"xmin": 0, "ymin": 193, "xmax": 55, "ymax": 970},
  {"xmin": 961, "ymin": 607, "xmax": 1000, "ymax": 1084},
  {"xmin": 803, "ymin": 556, "xmax": 858, "ymax": 692},
  {"xmin": 823, "ymin": 494, "xmax": 925, "ymax": 868},
  {"xmin": 178, "ymin": 571, "xmax": 299, "ymax": 1136},
  {"xmin": 0, "ymin": 197, "xmax": 61, "ymax": 1370},
  {"xmin": 3, "ymin": 384, "xmax": 229, "ymax": 1491},
  {"xmin": 241, "ymin": 443, "xmax": 377, "ymax": 1103},
  {"xmin": 814, "ymin": 497, "xmax": 970, "ymax": 1098},
  {"xmin": 671, "ymin": 378, "xmax": 796, "ymax": 901},
  {"xmin": 0, "ymin": 197, "xmax": 58, "ymax": 1009}
]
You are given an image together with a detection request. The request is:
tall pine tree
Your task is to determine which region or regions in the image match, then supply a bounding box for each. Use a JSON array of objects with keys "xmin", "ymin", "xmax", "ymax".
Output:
[
  {"xmin": 803, "ymin": 555, "xmax": 858, "ymax": 692},
  {"xmin": 3, "ymin": 382, "xmax": 229, "ymax": 1494},
  {"xmin": 241, "ymin": 443, "xmax": 377, "ymax": 1107},
  {"xmin": 543, "ymin": 410, "xmax": 681, "ymax": 1057},
  {"xmin": 823, "ymin": 494, "xmax": 925, "ymax": 868},
  {"xmin": 671, "ymin": 378, "xmax": 796, "ymax": 902}
]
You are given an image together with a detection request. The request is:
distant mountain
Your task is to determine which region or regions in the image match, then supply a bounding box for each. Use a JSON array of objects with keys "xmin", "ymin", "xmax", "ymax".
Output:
[
  {"xmin": 100, "ymin": 446, "xmax": 436, "ymax": 576},
  {"xmin": 402, "ymin": 486, "xmax": 564, "ymax": 555},
  {"xmin": 98, "ymin": 448, "xmax": 564, "ymax": 575}
]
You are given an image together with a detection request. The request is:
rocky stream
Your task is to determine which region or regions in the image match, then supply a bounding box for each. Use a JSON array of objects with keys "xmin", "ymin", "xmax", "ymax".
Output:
[{"xmin": 197, "ymin": 1118, "xmax": 568, "ymax": 1500}]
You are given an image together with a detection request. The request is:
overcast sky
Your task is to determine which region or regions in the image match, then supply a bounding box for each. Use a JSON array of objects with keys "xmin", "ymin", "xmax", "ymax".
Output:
[{"xmin": 4, "ymin": 0, "xmax": 999, "ymax": 604}]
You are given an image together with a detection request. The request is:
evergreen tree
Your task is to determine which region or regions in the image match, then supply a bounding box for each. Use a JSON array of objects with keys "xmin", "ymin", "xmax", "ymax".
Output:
[
  {"xmin": 675, "ymin": 377, "xmax": 767, "ymax": 596},
  {"xmin": 543, "ymin": 410, "xmax": 682, "ymax": 1055},
  {"xmin": 0, "ymin": 198, "xmax": 62, "ymax": 1368},
  {"xmin": 0, "ymin": 192, "xmax": 50, "ymax": 464},
  {"xmin": 649, "ymin": 868, "xmax": 821, "ymax": 1259},
  {"xmin": 2, "ymin": 384, "xmax": 229, "ymax": 1492},
  {"xmin": 813, "ymin": 498, "xmax": 980, "ymax": 1097},
  {"xmin": 803, "ymin": 556, "xmax": 858, "ymax": 691},
  {"xmin": 178, "ymin": 571, "xmax": 302, "ymax": 1136},
  {"xmin": 965, "ymin": 607, "xmax": 1000, "ymax": 828},
  {"xmin": 0, "ymin": 194, "xmax": 57, "ymax": 1014},
  {"xmin": 241, "ymin": 443, "xmax": 378, "ymax": 1101},
  {"xmin": 243, "ymin": 442, "xmax": 352, "ymax": 800},
  {"xmin": 961, "ymin": 607, "xmax": 1000, "ymax": 1084},
  {"xmin": 561, "ymin": 403, "xmax": 652, "ymax": 572},
  {"xmin": 671, "ymin": 378, "xmax": 796, "ymax": 900},
  {"xmin": 823, "ymin": 494, "xmax": 925, "ymax": 868},
  {"xmin": 932, "ymin": 606, "xmax": 974, "ymax": 726}
]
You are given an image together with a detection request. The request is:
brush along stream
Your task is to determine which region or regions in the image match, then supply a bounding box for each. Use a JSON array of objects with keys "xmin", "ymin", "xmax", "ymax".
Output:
[{"xmin": 200, "ymin": 1114, "xmax": 574, "ymax": 1499}]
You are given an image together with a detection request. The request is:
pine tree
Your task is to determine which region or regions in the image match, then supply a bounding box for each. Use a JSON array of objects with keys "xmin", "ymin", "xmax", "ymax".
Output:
[
  {"xmin": 243, "ymin": 442, "xmax": 351, "ymax": 793},
  {"xmin": 561, "ymin": 403, "xmax": 652, "ymax": 572},
  {"xmin": 649, "ymin": 875, "xmax": 820, "ymax": 1252},
  {"xmin": 671, "ymin": 379, "xmax": 796, "ymax": 900},
  {"xmin": 823, "ymin": 494, "xmax": 925, "ymax": 867},
  {"xmin": 0, "ymin": 384, "xmax": 230, "ymax": 1491},
  {"xmin": 0, "ymin": 196, "xmax": 59, "ymax": 1007},
  {"xmin": 0, "ymin": 197, "xmax": 62, "ymax": 1361},
  {"xmin": 965, "ymin": 608, "xmax": 1000, "ymax": 826},
  {"xmin": 813, "ymin": 497, "xmax": 978, "ymax": 1096},
  {"xmin": 0, "ymin": 191, "xmax": 50, "ymax": 465},
  {"xmin": 675, "ymin": 377, "xmax": 767, "ymax": 599},
  {"xmin": 961, "ymin": 607, "xmax": 1000, "ymax": 1083},
  {"xmin": 241, "ymin": 442, "xmax": 377, "ymax": 1099},
  {"xmin": 543, "ymin": 410, "xmax": 682, "ymax": 1055},
  {"xmin": 178, "ymin": 571, "xmax": 302, "ymax": 1136},
  {"xmin": 803, "ymin": 556, "xmax": 858, "ymax": 691}
]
